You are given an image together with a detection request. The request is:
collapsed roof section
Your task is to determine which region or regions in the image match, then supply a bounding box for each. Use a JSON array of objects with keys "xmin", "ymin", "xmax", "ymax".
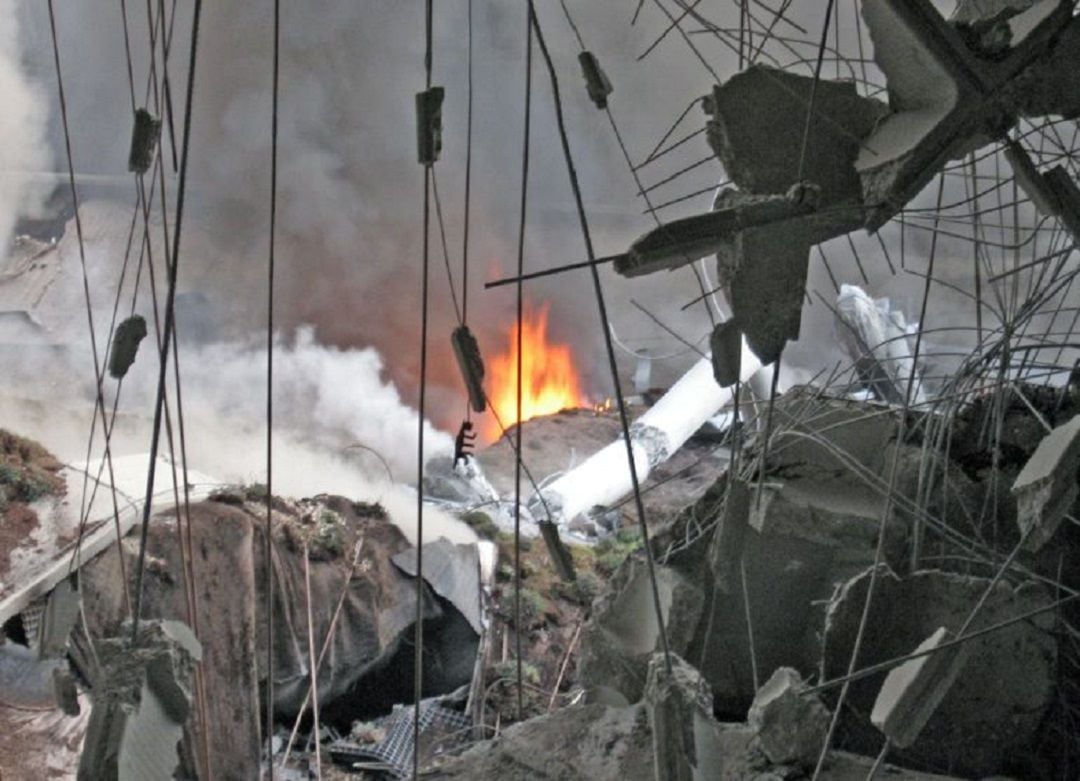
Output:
[{"xmin": 613, "ymin": 0, "xmax": 1080, "ymax": 365}]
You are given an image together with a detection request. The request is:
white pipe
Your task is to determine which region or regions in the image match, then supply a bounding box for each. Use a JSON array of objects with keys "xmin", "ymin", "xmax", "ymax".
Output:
[{"xmin": 528, "ymin": 336, "xmax": 766, "ymax": 525}]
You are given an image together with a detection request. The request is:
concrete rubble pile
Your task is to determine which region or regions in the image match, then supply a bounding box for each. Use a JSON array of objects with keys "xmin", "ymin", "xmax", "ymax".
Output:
[{"xmin": 574, "ymin": 382, "xmax": 1080, "ymax": 779}]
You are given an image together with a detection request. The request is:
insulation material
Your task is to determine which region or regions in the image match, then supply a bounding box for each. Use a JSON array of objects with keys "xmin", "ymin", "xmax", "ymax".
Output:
[{"xmin": 835, "ymin": 284, "xmax": 927, "ymax": 406}]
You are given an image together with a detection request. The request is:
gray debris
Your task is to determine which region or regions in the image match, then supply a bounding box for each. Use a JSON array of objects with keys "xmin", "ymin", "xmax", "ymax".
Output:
[
  {"xmin": 614, "ymin": 188, "xmax": 818, "ymax": 280},
  {"xmin": 747, "ymin": 666, "xmax": 831, "ymax": 768},
  {"xmin": 1011, "ymin": 413, "xmax": 1080, "ymax": 550},
  {"xmin": 579, "ymin": 557, "xmax": 704, "ymax": 705},
  {"xmin": 127, "ymin": 109, "xmax": 161, "ymax": 175}
]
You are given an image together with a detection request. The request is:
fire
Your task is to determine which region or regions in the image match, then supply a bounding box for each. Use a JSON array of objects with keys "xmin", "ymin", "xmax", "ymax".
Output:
[{"xmin": 486, "ymin": 303, "xmax": 587, "ymax": 438}]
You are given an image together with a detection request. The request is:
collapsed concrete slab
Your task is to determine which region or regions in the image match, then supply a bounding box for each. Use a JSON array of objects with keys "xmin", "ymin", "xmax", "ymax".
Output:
[
  {"xmin": 613, "ymin": 186, "xmax": 821, "ymax": 280},
  {"xmin": 77, "ymin": 619, "xmax": 202, "ymax": 781},
  {"xmin": 822, "ymin": 565, "xmax": 1057, "ymax": 777},
  {"xmin": 1011, "ymin": 413, "xmax": 1080, "ymax": 550}
]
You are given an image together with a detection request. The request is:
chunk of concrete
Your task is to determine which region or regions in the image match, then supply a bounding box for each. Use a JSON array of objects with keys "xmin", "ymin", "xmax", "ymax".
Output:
[
  {"xmin": 706, "ymin": 478, "xmax": 749, "ymax": 595},
  {"xmin": 1011, "ymin": 413, "xmax": 1080, "ymax": 550},
  {"xmin": 711, "ymin": 187, "xmax": 860, "ymax": 364},
  {"xmin": 871, "ymin": 626, "xmax": 969, "ymax": 748},
  {"xmin": 107, "ymin": 315, "xmax": 147, "ymax": 380},
  {"xmin": 78, "ymin": 619, "xmax": 202, "ymax": 781},
  {"xmin": 704, "ymin": 65, "xmax": 886, "ymax": 205},
  {"xmin": 747, "ymin": 666, "xmax": 831, "ymax": 768},
  {"xmin": 644, "ymin": 652, "xmax": 722, "ymax": 781}
]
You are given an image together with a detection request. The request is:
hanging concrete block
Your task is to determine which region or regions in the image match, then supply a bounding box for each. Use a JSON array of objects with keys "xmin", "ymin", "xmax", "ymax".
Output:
[
  {"xmin": 714, "ymin": 187, "xmax": 820, "ymax": 365},
  {"xmin": 871, "ymin": 626, "xmax": 970, "ymax": 748},
  {"xmin": 108, "ymin": 315, "xmax": 148, "ymax": 380},
  {"xmin": 1011, "ymin": 413, "xmax": 1080, "ymax": 550},
  {"xmin": 78, "ymin": 619, "xmax": 202, "ymax": 781},
  {"xmin": 416, "ymin": 86, "xmax": 445, "ymax": 166},
  {"xmin": 127, "ymin": 108, "xmax": 161, "ymax": 175},
  {"xmin": 578, "ymin": 51, "xmax": 613, "ymax": 109},
  {"xmin": 451, "ymin": 325, "xmax": 486, "ymax": 413},
  {"xmin": 709, "ymin": 319, "xmax": 742, "ymax": 388}
]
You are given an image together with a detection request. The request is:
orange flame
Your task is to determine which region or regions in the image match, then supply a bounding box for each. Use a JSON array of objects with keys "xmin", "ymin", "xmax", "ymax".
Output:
[{"xmin": 486, "ymin": 303, "xmax": 586, "ymax": 438}]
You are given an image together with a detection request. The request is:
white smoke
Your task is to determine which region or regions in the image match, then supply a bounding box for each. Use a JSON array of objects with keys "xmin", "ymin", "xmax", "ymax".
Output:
[
  {"xmin": 154, "ymin": 327, "xmax": 454, "ymax": 484},
  {"xmin": 0, "ymin": 0, "xmax": 51, "ymax": 260}
]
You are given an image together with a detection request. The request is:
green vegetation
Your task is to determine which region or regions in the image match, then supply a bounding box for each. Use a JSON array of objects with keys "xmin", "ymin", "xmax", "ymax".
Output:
[{"xmin": 460, "ymin": 510, "xmax": 499, "ymax": 540}]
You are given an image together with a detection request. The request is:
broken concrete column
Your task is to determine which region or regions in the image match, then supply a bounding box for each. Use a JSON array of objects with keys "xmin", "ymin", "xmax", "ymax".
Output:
[
  {"xmin": 1011, "ymin": 413, "xmax": 1080, "ymax": 550},
  {"xmin": 747, "ymin": 667, "xmax": 831, "ymax": 769},
  {"xmin": 871, "ymin": 626, "xmax": 969, "ymax": 748},
  {"xmin": 644, "ymin": 652, "xmax": 722, "ymax": 781},
  {"xmin": 78, "ymin": 619, "xmax": 202, "ymax": 781}
]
